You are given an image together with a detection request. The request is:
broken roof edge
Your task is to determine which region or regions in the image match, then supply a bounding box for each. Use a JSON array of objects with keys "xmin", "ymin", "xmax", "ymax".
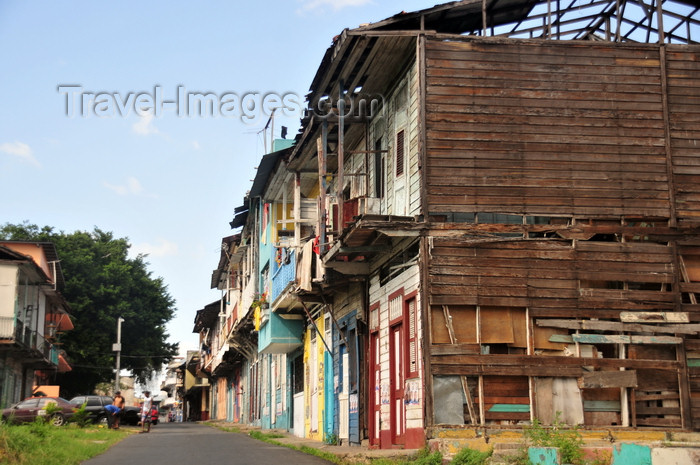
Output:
[
  {"xmin": 353, "ymin": 0, "xmax": 479, "ymax": 32},
  {"xmin": 248, "ymin": 146, "xmax": 293, "ymax": 199}
]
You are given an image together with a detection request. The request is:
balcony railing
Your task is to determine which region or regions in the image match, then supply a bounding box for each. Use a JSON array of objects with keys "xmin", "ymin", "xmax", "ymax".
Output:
[
  {"xmin": 1, "ymin": 317, "xmax": 56, "ymax": 365},
  {"xmin": 271, "ymin": 250, "xmax": 296, "ymax": 304}
]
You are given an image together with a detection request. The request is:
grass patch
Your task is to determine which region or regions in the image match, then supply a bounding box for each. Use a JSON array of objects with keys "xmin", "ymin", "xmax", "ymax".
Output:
[
  {"xmin": 0, "ymin": 421, "xmax": 131, "ymax": 465},
  {"xmin": 249, "ymin": 430, "xmax": 285, "ymax": 440}
]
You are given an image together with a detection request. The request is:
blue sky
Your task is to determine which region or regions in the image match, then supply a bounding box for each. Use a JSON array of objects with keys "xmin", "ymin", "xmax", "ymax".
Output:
[{"xmin": 0, "ymin": 0, "xmax": 440, "ymax": 354}]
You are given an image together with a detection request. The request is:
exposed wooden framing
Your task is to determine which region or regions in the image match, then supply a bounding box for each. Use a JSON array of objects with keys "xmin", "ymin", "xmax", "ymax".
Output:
[
  {"xmin": 526, "ymin": 307, "xmax": 536, "ymax": 423},
  {"xmin": 620, "ymin": 312, "xmax": 689, "ymax": 323},
  {"xmin": 680, "ymin": 256, "xmax": 698, "ymax": 305},
  {"xmin": 620, "ymin": 343, "xmax": 629, "ymax": 427},
  {"xmin": 579, "ymin": 370, "xmax": 638, "ymax": 389},
  {"xmin": 337, "ymin": 80, "xmax": 345, "ymax": 236},
  {"xmin": 536, "ymin": 318, "xmax": 700, "ymax": 335},
  {"xmin": 659, "ymin": 46, "xmax": 678, "ymax": 227},
  {"xmin": 478, "ymin": 375, "xmax": 485, "ymax": 426},
  {"xmin": 418, "ymin": 34, "xmax": 429, "ymax": 224},
  {"xmin": 549, "ymin": 334, "xmax": 682, "ymax": 344},
  {"xmin": 432, "ymin": 364, "xmax": 582, "ymax": 377},
  {"xmin": 420, "ymin": 236, "xmax": 434, "ymax": 429},
  {"xmin": 442, "ymin": 305, "xmax": 477, "ymax": 424},
  {"xmin": 677, "ymin": 335, "xmax": 692, "ymax": 428},
  {"xmin": 299, "ymin": 300, "xmax": 332, "ymax": 354},
  {"xmin": 656, "ymin": 0, "xmax": 665, "ymax": 43},
  {"xmin": 431, "ymin": 354, "xmax": 682, "ymax": 371},
  {"xmin": 323, "ymin": 261, "xmax": 370, "ymax": 275},
  {"xmin": 347, "ymin": 30, "xmax": 428, "ymax": 37},
  {"xmin": 317, "ymin": 121, "xmax": 328, "ymax": 251},
  {"xmin": 294, "ymin": 171, "xmax": 301, "ymax": 247},
  {"xmin": 346, "ymin": 149, "xmax": 389, "ymax": 154}
]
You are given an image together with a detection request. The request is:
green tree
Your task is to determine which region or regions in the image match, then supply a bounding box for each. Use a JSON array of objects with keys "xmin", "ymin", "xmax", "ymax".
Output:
[{"xmin": 1, "ymin": 222, "xmax": 179, "ymax": 397}]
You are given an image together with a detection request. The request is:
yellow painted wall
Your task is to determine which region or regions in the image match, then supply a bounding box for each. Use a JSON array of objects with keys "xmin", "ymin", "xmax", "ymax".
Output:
[{"xmin": 303, "ymin": 315, "xmax": 326, "ymax": 440}]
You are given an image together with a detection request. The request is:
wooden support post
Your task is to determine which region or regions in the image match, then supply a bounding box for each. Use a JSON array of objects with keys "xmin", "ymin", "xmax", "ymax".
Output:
[
  {"xmin": 317, "ymin": 121, "xmax": 328, "ymax": 252},
  {"xmin": 620, "ymin": 343, "xmax": 629, "ymax": 427},
  {"xmin": 337, "ymin": 81, "xmax": 345, "ymax": 234},
  {"xmin": 442, "ymin": 305, "xmax": 477, "ymax": 424},
  {"xmin": 659, "ymin": 46, "xmax": 677, "ymax": 227},
  {"xmin": 676, "ymin": 338, "xmax": 692, "ymax": 429},
  {"xmin": 656, "ymin": 0, "xmax": 665, "ymax": 44},
  {"xmin": 420, "ymin": 237, "xmax": 434, "ymax": 429},
  {"xmin": 680, "ymin": 256, "xmax": 698, "ymax": 304},
  {"xmin": 294, "ymin": 171, "xmax": 301, "ymax": 248},
  {"xmin": 527, "ymin": 308, "xmax": 536, "ymax": 422}
]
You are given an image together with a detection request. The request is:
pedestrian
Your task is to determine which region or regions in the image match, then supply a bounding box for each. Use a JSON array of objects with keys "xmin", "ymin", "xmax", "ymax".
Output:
[
  {"xmin": 112, "ymin": 391, "xmax": 125, "ymax": 429},
  {"xmin": 140, "ymin": 391, "xmax": 152, "ymax": 433},
  {"xmin": 104, "ymin": 403, "xmax": 120, "ymax": 428}
]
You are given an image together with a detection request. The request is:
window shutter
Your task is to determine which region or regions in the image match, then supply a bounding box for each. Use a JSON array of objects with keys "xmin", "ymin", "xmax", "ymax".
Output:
[
  {"xmin": 395, "ymin": 130, "xmax": 405, "ymax": 177},
  {"xmin": 406, "ymin": 297, "xmax": 418, "ymax": 378},
  {"xmin": 389, "ymin": 293, "xmax": 402, "ymax": 322},
  {"xmin": 370, "ymin": 305, "xmax": 379, "ymax": 331}
]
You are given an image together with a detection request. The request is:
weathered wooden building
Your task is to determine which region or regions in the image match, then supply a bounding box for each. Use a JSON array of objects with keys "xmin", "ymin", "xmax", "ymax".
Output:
[
  {"xmin": 286, "ymin": 0, "xmax": 700, "ymax": 448},
  {"xmin": 198, "ymin": 0, "xmax": 700, "ymax": 452}
]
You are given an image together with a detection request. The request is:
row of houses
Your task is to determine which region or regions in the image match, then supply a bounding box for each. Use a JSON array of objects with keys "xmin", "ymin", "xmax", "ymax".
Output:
[
  {"xmin": 185, "ymin": 0, "xmax": 700, "ymax": 449},
  {"xmin": 0, "ymin": 241, "xmax": 73, "ymax": 407}
]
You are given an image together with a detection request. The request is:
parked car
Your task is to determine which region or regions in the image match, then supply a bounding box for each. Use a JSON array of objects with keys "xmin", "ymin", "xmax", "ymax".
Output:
[
  {"xmin": 120, "ymin": 405, "xmax": 141, "ymax": 426},
  {"xmin": 68, "ymin": 395, "xmax": 114, "ymax": 425},
  {"xmin": 1, "ymin": 396, "xmax": 75, "ymax": 426},
  {"xmin": 69, "ymin": 395, "xmax": 142, "ymax": 426}
]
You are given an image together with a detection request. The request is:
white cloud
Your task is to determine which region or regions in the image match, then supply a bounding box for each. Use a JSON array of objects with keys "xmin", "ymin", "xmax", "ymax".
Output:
[
  {"xmin": 103, "ymin": 176, "xmax": 145, "ymax": 196},
  {"xmin": 191, "ymin": 140, "xmax": 200, "ymax": 150},
  {"xmin": 131, "ymin": 238, "xmax": 179, "ymax": 258},
  {"xmin": 0, "ymin": 141, "xmax": 40, "ymax": 167},
  {"xmin": 132, "ymin": 113, "xmax": 160, "ymax": 135},
  {"xmin": 298, "ymin": 0, "xmax": 372, "ymax": 13}
]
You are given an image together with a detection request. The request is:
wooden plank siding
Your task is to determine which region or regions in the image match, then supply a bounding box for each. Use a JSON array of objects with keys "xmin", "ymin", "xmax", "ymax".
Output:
[
  {"xmin": 667, "ymin": 46, "xmax": 700, "ymax": 222},
  {"xmin": 429, "ymin": 239, "xmax": 675, "ymax": 309},
  {"xmin": 421, "ymin": 38, "xmax": 700, "ymax": 429},
  {"xmin": 424, "ymin": 39, "xmax": 678, "ymax": 219}
]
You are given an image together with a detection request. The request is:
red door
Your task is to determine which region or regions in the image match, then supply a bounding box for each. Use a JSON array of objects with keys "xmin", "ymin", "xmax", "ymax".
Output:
[
  {"xmin": 368, "ymin": 330, "xmax": 380, "ymax": 446},
  {"xmin": 389, "ymin": 323, "xmax": 405, "ymax": 445}
]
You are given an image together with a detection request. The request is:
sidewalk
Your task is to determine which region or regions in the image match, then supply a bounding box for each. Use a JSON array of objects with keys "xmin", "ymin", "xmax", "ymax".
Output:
[
  {"xmin": 205, "ymin": 420, "xmax": 700, "ymax": 464},
  {"xmin": 206, "ymin": 420, "xmax": 419, "ymax": 463}
]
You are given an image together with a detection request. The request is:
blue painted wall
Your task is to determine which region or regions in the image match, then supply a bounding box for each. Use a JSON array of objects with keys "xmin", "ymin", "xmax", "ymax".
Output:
[{"xmin": 334, "ymin": 311, "xmax": 360, "ymax": 444}]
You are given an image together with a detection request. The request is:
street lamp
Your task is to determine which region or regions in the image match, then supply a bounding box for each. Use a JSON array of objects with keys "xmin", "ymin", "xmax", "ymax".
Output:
[{"xmin": 113, "ymin": 317, "xmax": 124, "ymax": 393}]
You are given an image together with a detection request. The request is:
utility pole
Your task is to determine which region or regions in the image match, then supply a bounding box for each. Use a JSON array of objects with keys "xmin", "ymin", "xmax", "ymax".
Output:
[{"xmin": 113, "ymin": 317, "xmax": 124, "ymax": 393}]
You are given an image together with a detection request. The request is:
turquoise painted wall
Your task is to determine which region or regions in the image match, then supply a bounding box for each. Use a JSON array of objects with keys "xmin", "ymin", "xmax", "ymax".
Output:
[
  {"xmin": 528, "ymin": 447, "xmax": 560, "ymax": 465},
  {"xmin": 324, "ymin": 350, "xmax": 334, "ymax": 439},
  {"xmin": 612, "ymin": 444, "xmax": 651, "ymax": 465},
  {"xmin": 273, "ymin": 138, "xmax": 294, "ymax": 151},
  {"xmin": 261, "ymin": 355, "xmax": 272, "ymax": 429},
  {"xmin": 258, "ymin": 312, "xmax": 303, "ymax": 353}
]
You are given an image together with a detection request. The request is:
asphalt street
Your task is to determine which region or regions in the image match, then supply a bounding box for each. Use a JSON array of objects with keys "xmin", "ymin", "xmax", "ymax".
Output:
[{"xmin": 81, "ymin": 422, "xmax": 334, "ymax": 465}]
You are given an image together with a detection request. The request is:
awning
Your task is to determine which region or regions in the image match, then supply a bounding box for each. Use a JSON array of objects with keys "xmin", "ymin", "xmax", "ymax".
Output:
[{"xmin": 57, "ymin": 354, "xmax": 72, "ymax": 373}]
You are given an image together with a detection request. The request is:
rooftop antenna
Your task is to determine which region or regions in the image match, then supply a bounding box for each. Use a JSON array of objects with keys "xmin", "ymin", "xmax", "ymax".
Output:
[{"xmin": 258, "ymin": 109, "xmax": 276, "ymax": 154}]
